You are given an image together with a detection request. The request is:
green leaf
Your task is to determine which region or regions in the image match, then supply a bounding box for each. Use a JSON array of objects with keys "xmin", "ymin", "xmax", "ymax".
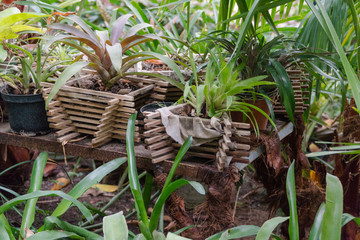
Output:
[
  {"xmin": 255, "ymin": 217, "xmax": 289, "ymax": 240},
  {"xmin": 286, "ymin": 161, "xmax": 299, "ymax": 240},
  {"xmin": 106, "ymin": 43, "xmax": 123, "ymax": 73},
  {"xmin": 309, "ymin": 203, "xmax": 325, "ymax": 240},
  {"xmin": 0, "ymin": 45, "xmax": 7, "ymax": 63},
  {"xmin": 25, "ymin": 230, "xmax": 84, "ymax": 240},
  {"xmin": 103, "ymin": 211, "xmax": 128, "ymax": 240},
  {"xmin": 206, "ymin": 225, "xmax": 260, "ymax": 240},
  {"xmin": 45, "ymin": 61, "xmax": 89, "ymax": 108},
  {"xmin": 166, "ymin": 232, "xmax": 191, "ymax": 240},
  {"xmin": 0, "ymin": 190, "xmax": 93, "ymax": 223},
  {"xmin": 44, "ymin": 217, "xmax": 102, "ymax": 240},
  {"xmin": 126, "ymin": 113, "xmax": 150, "ymax": 231},
  {"xmin": 51, "ymin": 158, "xmax": 126, "ymax": 218},
  {"xmin": 149, "ymin": 179, "xmax": 202, "ymax": 233},
  {"xmin": 342, "ymin": 213, "xmax": 360, "ymax": 227},
  {"xmin": 321, "ymin": 173, "xmax": 343, "ymax": 240},
  {"xmin": 0, "ymin": 214, "xmax": 15, "ymax": 240},
  {"xmin": 20, "ymin": 152, "xmax": 48, "ymax": 238},
  {"xmin": 305, "ymin": 0, "xmax": 360, "ymax": 114}
]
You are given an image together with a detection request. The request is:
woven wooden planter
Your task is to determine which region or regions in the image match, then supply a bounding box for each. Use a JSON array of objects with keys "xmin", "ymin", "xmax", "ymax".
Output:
[
  {"xmin": 41, "ymin": 82, "xmax": 153, "ymax": 147},
  {"xmin": 273, "ymin": 69, "xmax": 310, "ymax": 115},
  {"xmin": 143, "ymin": 104, "xmax": 251, "ymax": 171}
]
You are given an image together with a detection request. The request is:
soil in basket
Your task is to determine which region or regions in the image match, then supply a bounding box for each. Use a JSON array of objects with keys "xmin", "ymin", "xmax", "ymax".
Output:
[{"xmin": 71, "ymin": 77, "xmax": 139, "ymax": 93}]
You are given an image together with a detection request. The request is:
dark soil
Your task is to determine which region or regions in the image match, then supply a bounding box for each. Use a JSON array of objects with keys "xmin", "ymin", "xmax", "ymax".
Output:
[{"xmin": 71, "ymin": 77, "xmax": 139, "ymax": 93}]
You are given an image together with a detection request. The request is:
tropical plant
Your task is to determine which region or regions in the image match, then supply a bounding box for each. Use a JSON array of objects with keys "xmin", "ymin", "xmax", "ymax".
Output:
[
  {"xmin": 44, "ymin": 13, "xmax": 186, "ymax": 106},
  {"xmin": 0, "ymin": 7, "xmax": 47, "ymax": 62},
  {"xmin": 0, "ymin": 42, "xmax": 81, "ymax": 95},
  {"xmin": 126, "ymin": 112, "xmax": 205, "ymax": 239},
  {"xmin": 0, "ymin": 151, "xmax": 126, "ymax": 239}
]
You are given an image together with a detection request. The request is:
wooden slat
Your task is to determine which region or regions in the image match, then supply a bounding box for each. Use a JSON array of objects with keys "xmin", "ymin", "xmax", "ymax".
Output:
[{"xmin": 57, "ymin": 132, "xmax": 80, "ymax": 143}]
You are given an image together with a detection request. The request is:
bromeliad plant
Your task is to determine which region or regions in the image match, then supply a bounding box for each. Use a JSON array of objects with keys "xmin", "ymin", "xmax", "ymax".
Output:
[{"xmin": 44, "ymin": 13, "xmax": 185, "ymax": 105}]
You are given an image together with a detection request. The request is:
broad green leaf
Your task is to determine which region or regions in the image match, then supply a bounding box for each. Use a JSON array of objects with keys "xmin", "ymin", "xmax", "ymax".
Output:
[
  {"xmin": 321, "ymin": 174, "xmax": 343, "ymax": 240},
  {"xmin": 25, "ymin": 230, "xmax": 84, "ymax": 240},
  {"xmin": 0, "ymin": 214, "xmax": 15, "ymax": 240},
  {"xmin": 166, "ymin": 232, "xmax": 191, "ymax": 240},
  {"xmin": 20, "ymin": 152, "xmax": 48, "ymax": 238},
  {"xmin": 106, "ymin": 43, "xmax": 122, "ymax": 73},
  {"xmin": 44, "ymin": 216, "xmax": 102, "ymax": 240},
  {"xmin": 0, "ymin": 45, "xmax": 7, "ymax": 62},
  {"xmin": 103, "ymin": 211, "xmax": 128, "ymax": 240},
  {"xmin": 188, "ymin": 181, "xmax": 205, "ymax": 195},
  {"xmin": 342, "ymin": 213, "xmax": 360, "ymax": 227},
  {"xmin": 286, "ymin": 161, "xmax": 299, "ymax": 240},
  {"xmin": 45, "ymin": 61, "xmax": 89, "ymax": 108},
  {"xmin": 255, "ymin": 217, "xmax": 289, "ymax": 240},
  {"xmin": 309, "ymin": 203, "xmax": 325, "ymax": 240},
  {"xmin": 0, "ymin": 190, "xmax": 93, "ymax": 223},
  {"xmin": 206, "ymin": 225, "xmax": 260, "ymax": 240},
  {"xmin": 51, "ymin": 158, "xmax": 126, "ymax": 218}
]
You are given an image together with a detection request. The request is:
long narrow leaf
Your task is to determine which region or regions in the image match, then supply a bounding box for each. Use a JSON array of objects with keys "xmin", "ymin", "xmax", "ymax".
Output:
[
  {"xmin": 309, "ymin": 203, "xmax": 325, "ymax": 240},
  {"xmin": 20, "ymin": 152, "xmax": 48, "ymax": 238},
  {"xmin": 0, "ymin": 191, "xmax": 93, "ymax": 223},
  {"xmin": 126, "ymin": 113, "xmax": 149, "ymax": 229},
  {"xmin": 206, "ymin": 225, "xmax": 260, "ymax": 240},
  {"xmin": 44, "ymin": 217, "xmax": 102, "ymax": 240},
  {"xmin": 25, "ymin": 230, "xmax": 83, "ymax": 240},
  {"xmin": 45, "ymin": 61, "xmax": 89, "ymax": 108},
  {"xmin": 321, "ymin": 173, "xmax": 343, "ymax": 240},
  {"xmin": 286, "ymin": 161, "xmax": 299, "ymax": 240},
  {"xmin": 51, "ymin": 158, "xmax": 126, "ymax": 218},
  {"xmin": 255, "ymin": 217, "xmax": 289, "ymax": 240},
  {"xmin": 0, "ymin": 214, "xmax": 15, "ymax": 240}
]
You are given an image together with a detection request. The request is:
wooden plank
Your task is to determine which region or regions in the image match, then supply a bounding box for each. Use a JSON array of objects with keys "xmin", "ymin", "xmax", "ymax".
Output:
[
  {"xmin": 128, "ymin": 84, "xmax": 154, "ymax": 97},
  {"xmin": 62, "ymin": 103, "xmax": 106, "ymax": 114},
  {"xmin": 143, "ymin": 126, "xmax": 165, "ymax": 137},
  {"xmin": 47, "ymin": 107, "xmax": 64, "ymax": 116},
  {"xmin": 57, "ymin": 96, "xmax": 108, "ymax": 109},
  {"xmin": 151, "ymin": 146, "xmax": 174, "ymax": 158},
  {"xmin": 57, "ymin": 132, "xmax": 80, "ymax": 143},
  {"xmin": 145, "ymin": 134, "xmax": 169, "ymax": 144},
  {"xmin": 42, "ymin": 82, "xmax": 135, "ymax": 101},
  {"xmin": 65, "ymin": 110, "xmax": 103, "ymax": 120},
  {"xmin": 152, "ymin": 153, "xmax": 175, "ymax": 164},
  {"xmin": 148, "ymin": 139, "xmax": 173, "ymax": 151},
  {"xmin": 69, "ymin": 116, "xmax": 100, "ymax": 125},
  {"xmin": 56, "ymin": 126, "xmax": 76, "ymax": 137},
  {"xmin": 50, "ymin": 120, "xmax": 72, "ymax": 129}
]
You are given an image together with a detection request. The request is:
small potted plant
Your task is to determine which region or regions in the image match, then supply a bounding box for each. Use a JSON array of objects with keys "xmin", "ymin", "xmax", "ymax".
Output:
[
  {"xmin": 143, "ymin": 52, "xmax": 276, "ymax": 170},
  {"xmin": 0, "ymin": 42, "xmax": 74, "ymax": 135}
]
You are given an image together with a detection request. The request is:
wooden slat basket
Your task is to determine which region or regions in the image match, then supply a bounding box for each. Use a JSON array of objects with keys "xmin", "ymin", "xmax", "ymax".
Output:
[
  {"xmin": 273, "ymin": 69, "xmax": 310, "ymax": 115},
  {"xmin": 41, "ymin": 81, "xmax": 153, "ymax": 147},
  {"xmin": 143, "ymin": 104, "xmax": 252, "ymax": 171}
]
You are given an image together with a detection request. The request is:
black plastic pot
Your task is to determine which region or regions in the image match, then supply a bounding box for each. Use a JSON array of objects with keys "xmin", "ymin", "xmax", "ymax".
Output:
[
  {"xmin": 140, "ymin": 102, "xmax": 174, "ymax": 113},
  {"xmin": 0, "ymin": 87, "xmax": 50, "ymax": 136}
]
